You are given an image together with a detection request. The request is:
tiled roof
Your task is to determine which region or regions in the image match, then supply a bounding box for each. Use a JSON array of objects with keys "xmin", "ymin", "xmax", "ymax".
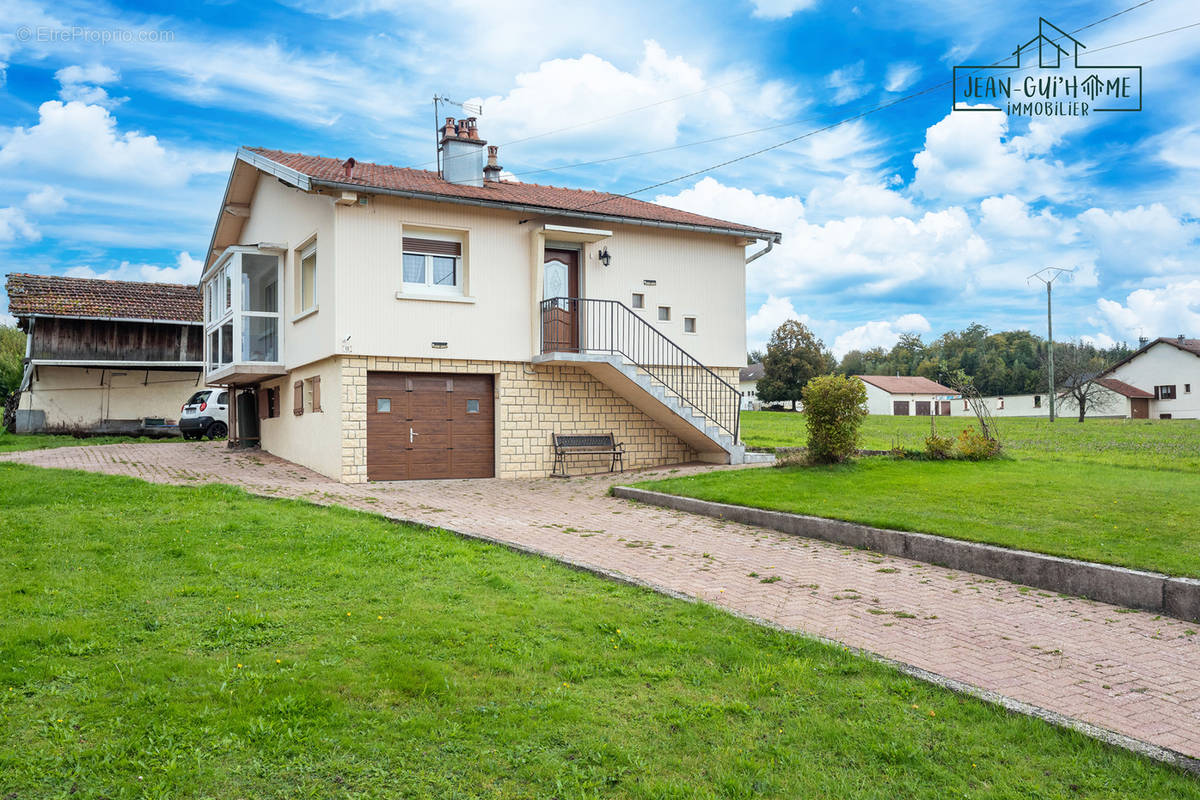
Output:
[
  {"xmin": 1095, "ymin": 378, "xmax": 1154, "ymax": 399},
  {"xmin": 857, "ymin": 375, "xmax": 954, "ymax": 394},
  {"xmin": 1162, "ymin": 337, "xmax": 1200, "ymax": 358},
  {"xmin": 739, "ymin": 363, "xmax": 764, "ymax": 381},
  {"xmin": 5, "ymin": 273, "xmax": 202, "ymax": 323},
  {"xmin": 244, "ymin": 147, "xmax": 780, "ymax": 240}
]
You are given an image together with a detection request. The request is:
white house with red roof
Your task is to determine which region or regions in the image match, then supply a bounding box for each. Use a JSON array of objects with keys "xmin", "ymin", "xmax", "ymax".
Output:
[
  {"xmin": 856, "ymin": 375, "xmax": 957, "ymax": 416},
  {"xmin": 199, "ymin": 118, "xmax": 780, "ymax": 482},
  {"xmin": 1094, "ymin": 337, "xmax": 1200, "ymax": 419}
]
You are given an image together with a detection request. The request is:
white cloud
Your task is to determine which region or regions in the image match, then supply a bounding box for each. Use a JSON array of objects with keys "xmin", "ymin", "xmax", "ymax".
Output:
[
  {"xmin": 1095, "ymin": 281, "xmax": 1200, "ymax": 340},
  {"xmin": 805, "ymin": 174, "xmax": 914, "ymax": 219},
  {"xmin": 884, "ymin": 62, "xmax": 920, "ymax": 93},
  {"xmin": 1076, "ymin": 204, "xmax": 1199, "ymax": 281},
  {"xmin": 0, "ymin": 312, "xmax": 16, "ymax": 328},
  {"xmin": 1081, "ymin": 332, "xmax": 1117, "ymax": 349},
  {"xmin": 911, "ymin": 110, "xmax": 1078, "ymax": 203},
  {"xmin": 24, "ymin": 186, "xmax": 66, "ymax": 214},
  {"xmin": 0, "ymin": 206, "xmax": 39, "ymax": 242},
  {"xmin": 747, "ymin": 295, "xmax": 810, "ymax": 350},
  {"xmin": 750, "ymin": 0, "xmax": 818, "ymax": 19},
  {"xmin": 825, "ymin": 61, "xmax": 871, "ymax": 105},
  {"xmin": 1155, "ymin": 125, "xmax": 1200, "ymax": 170},
  {"xmin": 831, "ymin": 313, "xmax": 931, "ymax": 358},
  {"xmin": 65, "ymin": 251, "xmax": 204, "ymax": 285},
  {"xmin": 0, "ymin": 101, "xmax": 225, "ymax": 187},
  {"xmin": 55, "ymin": 64, "xmax": 124, "ymax": 108}
]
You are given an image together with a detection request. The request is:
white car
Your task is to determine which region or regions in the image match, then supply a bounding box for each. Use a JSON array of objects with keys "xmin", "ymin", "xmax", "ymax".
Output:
[{"xmin": 179, "ymin": 389, "xmax": 229, "ymax": 440}]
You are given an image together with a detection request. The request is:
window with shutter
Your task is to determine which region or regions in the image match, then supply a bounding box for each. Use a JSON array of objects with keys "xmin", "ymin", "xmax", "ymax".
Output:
[
  {"xmin": 402, "ymin": 235, "xmax": 464, "ymax": 294},
  {"xmin": 294, "ymin": 381, "xmax": 304, "ymax": 415},
  {"xmin": 312, "ymin": 375, "xmax": 322, "ymax": 412},
  {"xmin": 270, "ymin": 387, "xmax": 280, "ymax": 418},
  {"xmin": 258, "ymin": 387, "xmax": 268, "ymax": 419}
]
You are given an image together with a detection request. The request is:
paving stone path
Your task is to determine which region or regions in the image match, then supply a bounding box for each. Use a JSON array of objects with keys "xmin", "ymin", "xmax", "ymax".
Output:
[{"xmin": 4, "ymin": 441, "xmax": 1198, "ymax": 762}]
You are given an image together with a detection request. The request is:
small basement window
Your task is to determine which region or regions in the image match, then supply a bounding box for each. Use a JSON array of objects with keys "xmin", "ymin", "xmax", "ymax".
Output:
[
  {"xmin": 657, "ymin": 306, "xmax": 671, "ymax": 321},
  {"xmin": 631, "ymin": 292, "xmax": 645, "ymax": 309},
  {"xmin": 1033, "ymin": 395, "xmax": 1042, "ymax": 408},
  {"xmin": 683, "ymin": 316, "xmax": 697, "ymax": 333},
  {"xmin": 1186, "ymin": 384, "xmax": 1192, "ymax": 394}
]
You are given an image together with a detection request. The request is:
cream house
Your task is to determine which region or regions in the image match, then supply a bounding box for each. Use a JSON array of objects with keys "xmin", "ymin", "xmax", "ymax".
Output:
[
  {"xmin": 1095, "ymin": 337, "xmax": 1200, "ymax": 419},
  {"xmin": 857, "ymin": 375, "xmax": 956, "ymax": 416},
  {"xmin": 200, "ymin": 119, "xmax": 780, "ymax": 482}
]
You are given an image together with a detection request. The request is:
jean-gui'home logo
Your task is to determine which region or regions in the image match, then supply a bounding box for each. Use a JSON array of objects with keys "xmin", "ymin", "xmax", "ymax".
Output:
[{"xmin": 954, "ymin": 18, "xmax": 1142, "ymax": 117}]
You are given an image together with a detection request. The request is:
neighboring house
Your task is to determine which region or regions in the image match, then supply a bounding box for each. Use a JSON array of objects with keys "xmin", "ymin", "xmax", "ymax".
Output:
[
  {"xmin": 739, "ymin": 363, "xmax": 763, "ymax": 410},
  {"xmin": 1094, "ymin": 337, "xmax": 1200, "ymax": 419},
  {"xmin": 950, "ymin": 393, "xmax": 1052, "ymax": 418},
  {"xmin": 857, "ymin": 375, "xmax": 956, "ymax": 416},
  {"xmin": 6, "ymin": 273, "xmax": 203, "ymax": 434},
  {"xmin": 199, "ymin": 118, "xmax": 781, "ymax": 482}
]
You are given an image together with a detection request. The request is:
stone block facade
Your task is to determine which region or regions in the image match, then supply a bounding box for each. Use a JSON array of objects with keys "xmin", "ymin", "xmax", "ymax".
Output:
[{"xmin": 339, "ymin": 356, "xmax": 713, "ymax": 483}]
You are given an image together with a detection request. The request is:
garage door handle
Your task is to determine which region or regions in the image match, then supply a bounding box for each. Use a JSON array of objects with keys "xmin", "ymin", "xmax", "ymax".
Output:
[{"xmin": 410, "ymin": 427, "xmax": 418, "ymax": 443}]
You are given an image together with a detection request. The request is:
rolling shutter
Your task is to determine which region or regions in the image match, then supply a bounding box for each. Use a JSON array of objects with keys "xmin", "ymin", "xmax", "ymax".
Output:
[
  {"xmin": 402, "ymin": 237, "xmax": 461, "ymax": 256},
  {"xmin": 294, "ymin": 381, "xmax": 304, "ymax": 416}
]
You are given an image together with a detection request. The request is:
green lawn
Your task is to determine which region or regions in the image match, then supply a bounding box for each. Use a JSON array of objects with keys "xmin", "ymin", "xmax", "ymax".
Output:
[
  {"xmin": 739, "ymin": 412, "xmax": 1200, "ymax": 470},
  {"xmin": 3, "ymin": 464, "xmax": 1196, "ymax": 798},
  {"xmin": 0, "ymin": 430, "xmax": 183, "ymax": 453},
  {"xmin": 637, "ymin": 412, "xmax": 1200, "ymax": 577}
]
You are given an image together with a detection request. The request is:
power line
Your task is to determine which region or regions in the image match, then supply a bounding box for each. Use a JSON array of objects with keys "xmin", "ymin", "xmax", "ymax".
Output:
[
  {"xmin": 524, "ymin": 5, "xmax": 1189, "ymax": 221},
  {"xmin": 457, "ymin": 0, "xmax": 1165, "ymax": 187}
]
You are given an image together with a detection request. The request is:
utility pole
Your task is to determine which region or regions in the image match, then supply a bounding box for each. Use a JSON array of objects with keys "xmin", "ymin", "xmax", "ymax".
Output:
[{"xmin": 1027, "ymin": 267, "xmax": 1075, "ymax": 422}]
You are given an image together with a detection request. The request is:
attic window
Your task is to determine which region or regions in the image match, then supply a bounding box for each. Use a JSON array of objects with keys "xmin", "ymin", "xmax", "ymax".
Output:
[{"xmin": 402, "ymin": 235, "xmax": 463, "ymax": 295}]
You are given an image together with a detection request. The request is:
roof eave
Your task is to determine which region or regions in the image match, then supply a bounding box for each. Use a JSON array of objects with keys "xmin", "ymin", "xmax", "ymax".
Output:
[
  {"xmin": 310, "ymin": 176, "xmax": 781, "ymax": 242},
  {"xmin": 14, "ymin": 311, "xmax": 202, "ymax": 326}
]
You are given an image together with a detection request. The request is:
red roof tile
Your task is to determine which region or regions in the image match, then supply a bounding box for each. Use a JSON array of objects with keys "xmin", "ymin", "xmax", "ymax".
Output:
[
  {"xmin": 5, "ymin": 273, "xmax": 201, "ymax": 323},
  {"xmin": 1095, "ymin": 377, "xmax": 1154, "ymax": 399},
  {"xmin": 244, "ymin": 147, "xmax": 780, "ymax": 239},
  {"xmin": 856, "ymin": 375, "xmax": 955, "ymax": 394}
]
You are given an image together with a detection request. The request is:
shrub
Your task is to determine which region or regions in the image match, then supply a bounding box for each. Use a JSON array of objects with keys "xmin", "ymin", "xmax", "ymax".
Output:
[
  {"xmin": 956, "ymin": 426, "xmax": 1001, "ymax": 460},
  {"xmin": 801, "ymin": 374, "xmax": 867, "ymax": 464},
  {"xmin": 924, "ymin": 433, "xmax": 956, "ymax": 460}
]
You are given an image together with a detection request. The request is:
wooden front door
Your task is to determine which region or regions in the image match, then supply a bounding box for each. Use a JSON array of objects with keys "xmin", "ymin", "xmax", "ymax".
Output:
[
  {"xmin": 1131, "ymin": 398, "xmax": 1149, "ymax": 419},
  {"xmin": 542, "ymin": 248, "xmax": 580, "ymax": 352},
  {"xmin": 366, "ymin": 372, "xmax": 494, "ymax": 480}
]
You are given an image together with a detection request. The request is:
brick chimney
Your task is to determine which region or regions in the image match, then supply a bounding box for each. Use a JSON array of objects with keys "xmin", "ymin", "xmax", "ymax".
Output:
[
  {"xmin": 484, "ymin": 145, "xmax": 503, "ymax": 183},
  {"xmin": 440, "ymin": 115, "xmax": 487, "ymax": 187}
]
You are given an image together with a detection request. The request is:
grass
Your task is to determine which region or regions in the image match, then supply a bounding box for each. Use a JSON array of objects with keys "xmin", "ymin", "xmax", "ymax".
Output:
[
  {"xmin": 0, "ymin": 430, "xmax": 183, "ymax": 453},
  {"xmin": 3, "ymin": 463, "xmax": 1197, "ymax": 798},
  {"xmin": 739, "ymin": 412, "xmax": 1200, "ymax": 470},
  {"xmin": 637, "ymin": 412, "xmax": 1200, "ymax": 577}
]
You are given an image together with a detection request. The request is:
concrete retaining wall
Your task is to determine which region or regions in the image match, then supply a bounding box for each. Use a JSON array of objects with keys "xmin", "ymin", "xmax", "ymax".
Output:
[{"xmin": 612, "ymin": 487, "xmax": 1200, "ymax": 623}]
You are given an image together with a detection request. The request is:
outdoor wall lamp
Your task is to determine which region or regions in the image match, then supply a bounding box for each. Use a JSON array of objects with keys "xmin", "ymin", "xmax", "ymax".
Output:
[{"xmin": 597, "ymin": 247, "xmax": 612, "ymax": 267}]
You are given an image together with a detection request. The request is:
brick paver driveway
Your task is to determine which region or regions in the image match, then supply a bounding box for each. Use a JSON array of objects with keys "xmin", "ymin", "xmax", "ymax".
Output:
[{"xmin": 5, "ymin": 441, "xmax": 1199, "ymax": 764}]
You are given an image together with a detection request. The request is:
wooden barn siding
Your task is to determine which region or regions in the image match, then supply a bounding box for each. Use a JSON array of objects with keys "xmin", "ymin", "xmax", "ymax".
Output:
[{"xmin": 31, "ymin": 318, "xmax": 201, "ymax": 362}]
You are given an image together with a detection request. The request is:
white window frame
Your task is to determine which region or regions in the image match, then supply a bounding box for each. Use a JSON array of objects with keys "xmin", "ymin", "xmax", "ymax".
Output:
[
  {"xmin": 683, "ymin": 315, "xmax": 697, "ymax": 334},
  {"xmin": 631, "ymin": 292, "xmax": 645, "ymax": 309},
  {"xmin": 297, "ymin": 239, "xmax": 318, "ymax": 316},
  {"xmin": 201, "ymin": 247, "xmax": 283, "ymax": 374},
  {"xmin": 657, "ymin": 306, "xmax": 671, "ymax": 322},
  {"xmin": 402, "ymin": 232, "xmax": 465, "ymax": 296}
]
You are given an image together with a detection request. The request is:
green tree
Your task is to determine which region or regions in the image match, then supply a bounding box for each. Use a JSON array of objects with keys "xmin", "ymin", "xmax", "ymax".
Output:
[
  {"xmin": 0, "ymin": 325, "xmax": 26, "ymax": 401},
  {"xmin": 758, "ymin": 320, "xmax": 834, "ymax": 410}
]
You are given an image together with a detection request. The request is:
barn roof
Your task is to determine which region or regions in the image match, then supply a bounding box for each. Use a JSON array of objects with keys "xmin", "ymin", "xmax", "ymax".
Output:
[
  {"xmin": 5, "ymin": 273, "xmax": 202, "ymax": 323},
  {"xmin": 856, "ymin": 375, "xmax": 954, "ymax": 394}
]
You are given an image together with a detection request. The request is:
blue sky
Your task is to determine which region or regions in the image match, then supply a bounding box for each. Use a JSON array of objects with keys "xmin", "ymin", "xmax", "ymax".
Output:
[{"xmin": 1, "ymin": 0, "xmax": 1198, "ymax": 355}]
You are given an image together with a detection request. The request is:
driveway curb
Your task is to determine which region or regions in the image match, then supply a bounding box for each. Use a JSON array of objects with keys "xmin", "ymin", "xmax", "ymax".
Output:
[{"xmin": 612, "ymin": 486, "xmax": 1200, "ymax": 623}]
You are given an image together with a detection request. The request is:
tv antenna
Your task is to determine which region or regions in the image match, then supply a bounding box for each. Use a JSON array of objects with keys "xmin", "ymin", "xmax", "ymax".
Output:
[{"xmin": 434, "ymin": 95, "xmax": 483, "ymax": 176}]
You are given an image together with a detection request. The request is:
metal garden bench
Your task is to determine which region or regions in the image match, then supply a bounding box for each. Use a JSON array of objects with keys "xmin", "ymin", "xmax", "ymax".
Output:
[{"xmin": 551, "ymin": 432, "xmax": 625, "ymax": 478}]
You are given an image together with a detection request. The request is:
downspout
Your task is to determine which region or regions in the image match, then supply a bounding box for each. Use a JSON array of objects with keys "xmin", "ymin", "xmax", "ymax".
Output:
[{"xmin": 745, "ymin": 237, "xmax": 776, "ymax": 264}]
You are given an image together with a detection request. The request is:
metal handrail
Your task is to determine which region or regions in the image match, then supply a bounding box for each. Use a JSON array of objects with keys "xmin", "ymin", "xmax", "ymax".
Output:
[{"xmin": 539, "ymin": 297, "xmax": 741, "ymax": 441}]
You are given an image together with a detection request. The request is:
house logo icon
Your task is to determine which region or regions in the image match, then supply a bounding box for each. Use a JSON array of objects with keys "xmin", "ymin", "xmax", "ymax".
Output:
[{"xmin": 953, "ymin": 18, "xmax": 1142, "ymax": 116}]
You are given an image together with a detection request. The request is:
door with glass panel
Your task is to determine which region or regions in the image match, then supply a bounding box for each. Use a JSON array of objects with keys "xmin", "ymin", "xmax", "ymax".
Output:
[{"xmin": 541, "ymin": 248, "xmax": 579, "ymax": 352}]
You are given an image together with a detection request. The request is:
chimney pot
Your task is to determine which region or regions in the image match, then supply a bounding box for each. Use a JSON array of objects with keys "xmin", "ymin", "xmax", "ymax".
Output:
[
  {"xmin": 483, "ymin": 145, "xmax": 502, "ymax": 182},
  {"xmin": 342, "ymin": 157, "xmax": 356, "ymax": 179}
]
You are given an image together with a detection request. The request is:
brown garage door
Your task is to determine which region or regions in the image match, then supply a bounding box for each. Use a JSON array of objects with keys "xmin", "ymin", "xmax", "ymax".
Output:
[
  {"xmin": 367, "ymin": 372, "xmax": 494, "ymax": 480},
  {"xmin": 893, "ymin": 401, "xmax": 910, "ymax": 416}
]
